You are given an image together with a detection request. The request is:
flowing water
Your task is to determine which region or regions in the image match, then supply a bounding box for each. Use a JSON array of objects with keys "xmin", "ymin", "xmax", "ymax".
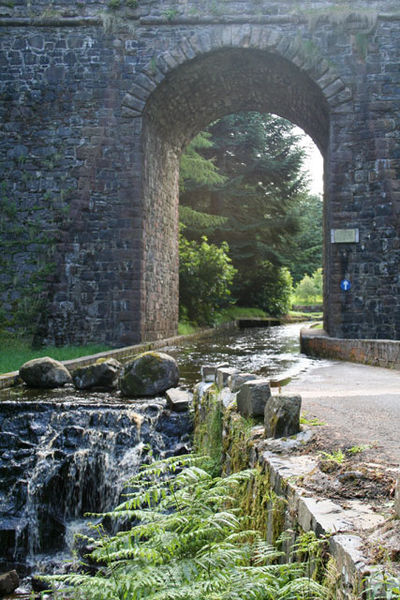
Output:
[
  {"xmin": 167, "ymin": 321, "xmax": 320, "ymax": 387},
  {"xmin": 0, "ymin": 321, "xmax": 322, "ymax": 593}
]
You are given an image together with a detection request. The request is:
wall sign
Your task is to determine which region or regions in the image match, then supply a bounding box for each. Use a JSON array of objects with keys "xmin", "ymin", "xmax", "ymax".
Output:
[
  {"xmin": 340, "ymin": 279, "xmax": 351, "ymax": 291},
  {"xmin": 331, "ymin": 228, "xmax": 359, "ymax": 244}
]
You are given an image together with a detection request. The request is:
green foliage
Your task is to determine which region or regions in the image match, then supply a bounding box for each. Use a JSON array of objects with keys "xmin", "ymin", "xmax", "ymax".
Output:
[
  {"xmin": 179, "ymin": 206, "xmax": 227, "ymax": 235},
  {"xmin": 236, "ymin": 261, "xmax": 293, "ymax": 317},
  {"xmin": 214, "ymin": 306, "xmax": 268, "ymax": 324},
  {"xmin": 179, "ymin": 112, "xmax": 320, "ymax": 317},
  {"xmin": 43, "ymin": 455, "xmax": 328, "ymax": 600},
  {"xmin": 293, "ymin": 268, "xmax": 323, "ymax": 305},
  {"xmin": 347, "ymin": 444, "xmax": 371, "ymax": 455},
  {"xmin": 286, "ymin": 194, "xmax": 323, "ymax": 284},
  {"xmin": 364, "ymin": 570, "xmax": 400, "ymax": 599},
  {"xmin": 108, "ymin": 0, "xmax": 121, "ymax": 8},
  {"xmin": 194, "ymin": 386, "xmax": 223, "ymax": 475},
  {"xmin": 177, "ymin": 320, "xmax": 199, "ymax": 336},
  {"xmin": 300, "ymin": 413, "xmax": 326, "ymax": 427},
  {"xmin": 163, "ymin": 8, "xmax": 178, "ymax": 20},
  {"xmin": 320, "ymin": 450, "xmax": 345, "ymax": 465},
  {"xmin": 179, "ymin": 232, "xmax": 236, "ymax": 325},
  {"xmin": 179, "ymin": 133, "xmax": 226, "ymax": 192}
]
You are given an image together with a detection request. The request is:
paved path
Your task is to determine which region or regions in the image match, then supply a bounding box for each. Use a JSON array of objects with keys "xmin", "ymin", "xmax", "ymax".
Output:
[{"xmin": 284, "ymin": 360, "xmax": 400, "ymax": 467}]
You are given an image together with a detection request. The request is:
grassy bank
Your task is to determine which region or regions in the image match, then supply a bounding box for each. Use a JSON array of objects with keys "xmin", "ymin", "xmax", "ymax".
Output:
[
  {"xmin": 0, "ymin": 334, "xmax": 110, "ymax": 375},
  {"xmin": 178, "ymin": 306, "xmax": 270, "ymax": 335},
  {"xmin": 179, "ymin": 305, "xmax": 323, "ymax": 334}
]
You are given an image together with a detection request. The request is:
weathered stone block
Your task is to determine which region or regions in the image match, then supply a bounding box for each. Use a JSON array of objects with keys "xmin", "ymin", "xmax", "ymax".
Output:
[
  {"xmin": 264, "ymin": 395, "xmax": 302, "ymax": 439},
  {"xmin": 237, "ymin": 379, "xmax": 271, "ymax": 417},
  {"xmin": 228, "ymin": 371, "xmax": 258, "ymax": 393},
  {"xmin": 165, "ymin": 388, "xmax": 192, "ymax": 412},
  {"xmin": 216, "ymin": 366, "xmax": 239, "ymax": 389},
  {"xmin": 201, "ymin": 363, "xmax": 229, "ymax": 382}
]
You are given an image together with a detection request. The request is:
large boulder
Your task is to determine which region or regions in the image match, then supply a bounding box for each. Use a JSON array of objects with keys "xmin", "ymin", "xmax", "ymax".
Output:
[
  {"xmin": 119, "ymin": 351, "xmax": 179, "ymax": 397},
  {"xmin": 264, "ymin": 395, "xmax": 302, "ymax": 439},
  {"xmin": 237, "ymin": 378, "xmax": 271, "ymax": 417},
  {"xmin": 19, "ymin": 357, "xmax": 72, "ymax": 389},
  {"xmin": 72, "ymin": 358, "xmax": 122, "ymax": 391},
  {"xmin": 0, "ymin": 570, "xmax": 19, "ymax": 595}
]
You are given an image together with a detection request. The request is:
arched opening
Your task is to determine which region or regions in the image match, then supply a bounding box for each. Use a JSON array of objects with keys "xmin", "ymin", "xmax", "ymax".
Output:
[
  {"xmin": 141, "ymin": 47, "xmax": 329, "ymax": 340},
  {"xmin": 178, "ymin": 112, "xmax": 324, "ymax": 326}
]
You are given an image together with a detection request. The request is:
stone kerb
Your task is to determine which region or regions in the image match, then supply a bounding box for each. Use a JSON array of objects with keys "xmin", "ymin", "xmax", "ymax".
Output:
[{"xmin": 122, "ymin": 24, "xmax": 352, "ymax": 121}]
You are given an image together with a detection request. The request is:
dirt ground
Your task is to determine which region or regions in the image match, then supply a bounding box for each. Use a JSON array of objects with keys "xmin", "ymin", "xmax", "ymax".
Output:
[{"xmin": 281, "ymin": 360, "xmax": 400, "ymax": 570}]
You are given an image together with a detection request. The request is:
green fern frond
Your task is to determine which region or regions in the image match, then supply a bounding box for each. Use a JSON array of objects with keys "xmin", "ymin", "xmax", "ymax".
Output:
[{"xmin": 42, "ymin": 456, "xmax": 330, "ymax": 600}]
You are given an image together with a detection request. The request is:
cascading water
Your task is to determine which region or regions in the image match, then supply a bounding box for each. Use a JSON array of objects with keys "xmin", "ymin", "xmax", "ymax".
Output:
[
  {"xmin": 0, "ymin": 322, "xmax": 322, "ymax": 593},
  {"xmin": 0, "ymin": 391, "xmax": 192, "ymax": 576}
]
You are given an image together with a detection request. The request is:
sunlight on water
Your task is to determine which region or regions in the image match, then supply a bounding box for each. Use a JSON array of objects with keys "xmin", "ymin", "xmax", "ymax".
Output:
[{"xmin": 167, "ymin": 322, "xmax": 323, "ymax": 388}]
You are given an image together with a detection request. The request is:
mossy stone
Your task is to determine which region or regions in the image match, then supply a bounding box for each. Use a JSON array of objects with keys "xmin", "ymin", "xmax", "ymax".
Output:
[{"xmin": 119, "ymin": 351, "xmax": 179, "ymax": 397}]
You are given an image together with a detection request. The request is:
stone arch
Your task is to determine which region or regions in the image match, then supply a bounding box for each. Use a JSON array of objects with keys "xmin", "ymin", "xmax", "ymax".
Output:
[
  {"xmin": 122, "ymin": 26, "xmax": 353, "ymax": 137},
  {"xmin": 124, "ymin": 30, "xmax": 342, "ymax": 341}
]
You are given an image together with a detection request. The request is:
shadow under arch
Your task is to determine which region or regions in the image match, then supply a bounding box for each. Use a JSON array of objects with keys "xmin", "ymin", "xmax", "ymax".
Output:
[{"xmin": 139, "ymin": 47, "xmax": 330, "ymax": 341}]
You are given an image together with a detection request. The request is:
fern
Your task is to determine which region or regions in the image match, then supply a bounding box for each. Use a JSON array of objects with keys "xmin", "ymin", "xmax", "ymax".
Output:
[{"xmin": 42, "ymin": 455, "xmax": 329, "ymax": 600}]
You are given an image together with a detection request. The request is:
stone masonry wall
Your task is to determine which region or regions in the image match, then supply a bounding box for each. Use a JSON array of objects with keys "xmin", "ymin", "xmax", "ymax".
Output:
[
  {"xmin": 0, "ymin": 1, "xmax": 399, "ymax": 345},
  {"xmin": 301, "ymin": 326, "xmax": 400, "ymax": 370}
]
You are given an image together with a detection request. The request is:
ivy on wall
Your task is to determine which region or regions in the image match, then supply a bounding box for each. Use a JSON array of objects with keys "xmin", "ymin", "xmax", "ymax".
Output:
[{"xmin": 0, "ymin": 149, "xmax": 72, "ymax": 339}]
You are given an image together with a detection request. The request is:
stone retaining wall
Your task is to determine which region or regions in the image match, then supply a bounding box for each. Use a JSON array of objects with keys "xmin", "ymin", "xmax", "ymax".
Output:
[
  {"xmin": 301, "ymin": 327, "xmax": 400, "ymax": 369},
  {"xmin": 194, "ymin": 366, "xmax": 396, "ymax": 599}
]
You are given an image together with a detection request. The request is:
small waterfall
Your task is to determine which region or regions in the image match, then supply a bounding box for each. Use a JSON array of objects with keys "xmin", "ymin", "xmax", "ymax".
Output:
[{"xmin": 0, "ymin": 393, "xmax": 192, "ymax": 573}]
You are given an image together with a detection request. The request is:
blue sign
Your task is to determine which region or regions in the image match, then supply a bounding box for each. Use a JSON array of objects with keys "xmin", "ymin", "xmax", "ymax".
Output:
[{"xmin": 340, "ymin": 279, "xmax": 351, "ymax": 291}]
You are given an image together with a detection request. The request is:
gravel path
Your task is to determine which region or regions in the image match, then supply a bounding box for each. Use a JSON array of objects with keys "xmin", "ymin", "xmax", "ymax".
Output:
[{"xmin": 284, "ymin": 360, "xmax": 400, "ymax": 467}]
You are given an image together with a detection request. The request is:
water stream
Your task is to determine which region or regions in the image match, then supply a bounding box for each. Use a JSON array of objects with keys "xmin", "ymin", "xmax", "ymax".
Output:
[{"xmin": 0, "ymin": 322, "xmax": 322, "ymax": 591}]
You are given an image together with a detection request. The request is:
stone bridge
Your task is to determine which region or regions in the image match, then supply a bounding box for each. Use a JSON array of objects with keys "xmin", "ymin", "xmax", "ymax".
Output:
[{"xmin": 1, "ymin": 0, "xmax": 399, "ymax": 346}]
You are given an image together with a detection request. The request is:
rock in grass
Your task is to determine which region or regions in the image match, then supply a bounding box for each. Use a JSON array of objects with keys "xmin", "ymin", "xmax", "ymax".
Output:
[
  {"xmin": 264, "ymin": 395, "xmax": 302, "ymax": 439},
  {"xmin": 19, "ymin": 357, "xmax": 72, "ymax": 389},
  {"xmin": 119, "ymin": 351, "xmax": 179, "ymax": 397},
  {"xmin": 72, "ymin": 358, "xmax": 122, "ymax": 390}
]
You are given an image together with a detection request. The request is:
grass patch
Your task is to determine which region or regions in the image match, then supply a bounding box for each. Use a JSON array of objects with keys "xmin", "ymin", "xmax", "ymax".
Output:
[
  {"xmin": 177, "ymin": 321, "xmax": 199, "ymax": 336},
  {"xmin": 0, "ymin": 334, "xmax": 110, "ymax": 375},
  {"xmin": 300, "ymin": 413, "xmax": 326, "ymax": 427},
  {"xmin": 289, "ymin": 310, "xmax": 323, "ymax": 320}
]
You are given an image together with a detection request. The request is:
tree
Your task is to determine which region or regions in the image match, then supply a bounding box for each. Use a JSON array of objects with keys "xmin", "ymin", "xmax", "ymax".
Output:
[
  {"xmin": 179, "ymin": 132, "xmax": 227, "ymax": 238},
  {"xmin": 293, "ymin": 268, "xmax": 323, "ymax": 305},
  {"xmin": 180, "ymin": 112, "xmax": 307, "ymax": 311},
  {"xmin": 179, "ymin": 232, "xmax": 236, "ymax": 325},
  {"xmin": 284, "ymin": 194, "xmax": 323, "ymax": 284},
  {"xmin": 236, "ymin": 261, "xmax": 293, "ymax": 317}
]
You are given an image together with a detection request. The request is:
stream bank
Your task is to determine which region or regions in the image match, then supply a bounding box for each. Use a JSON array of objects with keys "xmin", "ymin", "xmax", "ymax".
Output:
[
  {"xmin": 194, "ymin": 367, "xmax": 400, "ymax": 599},
  {"xmin": 1, "ymin": 322, "xmax": 317, "ymax": 595}
]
